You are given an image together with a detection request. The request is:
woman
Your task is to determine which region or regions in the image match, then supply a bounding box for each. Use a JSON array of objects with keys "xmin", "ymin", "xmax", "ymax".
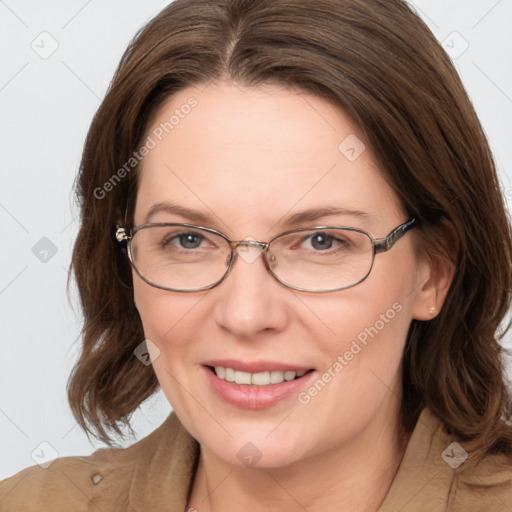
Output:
[{"xmin": 1, "ymin": 0, "xmax": 511, "ymax": 510}]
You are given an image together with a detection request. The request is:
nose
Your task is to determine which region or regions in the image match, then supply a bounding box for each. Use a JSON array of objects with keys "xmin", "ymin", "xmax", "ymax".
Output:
[{"xmin": 212, "ymin": 245, "xmax": 290, "ymax": 340}]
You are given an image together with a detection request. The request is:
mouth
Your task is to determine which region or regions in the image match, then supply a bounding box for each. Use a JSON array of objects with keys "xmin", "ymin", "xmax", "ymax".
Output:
[
  {"xmin": 206, "ymin": 365, "xmax": 313, "ymax": 386},
  {"xmin": 202, "ymin": 362, "xmax": 316, "ymax": 410}
]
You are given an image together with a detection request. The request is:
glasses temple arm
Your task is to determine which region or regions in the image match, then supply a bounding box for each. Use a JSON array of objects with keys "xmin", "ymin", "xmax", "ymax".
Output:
[{"xmin": 374, "ymin": 218, "xmax": 417, "ymax": 253}]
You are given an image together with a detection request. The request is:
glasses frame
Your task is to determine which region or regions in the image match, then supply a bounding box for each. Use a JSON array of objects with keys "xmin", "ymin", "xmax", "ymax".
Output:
[{"xmin": 115, "ymin": 217, "xmax": 417, "ymax": 293}]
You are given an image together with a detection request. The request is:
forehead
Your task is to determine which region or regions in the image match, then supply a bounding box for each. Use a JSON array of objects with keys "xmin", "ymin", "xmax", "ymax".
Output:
[{"xmin": 134, "ymin": 81, "xmax": 403, "ymax": 235}]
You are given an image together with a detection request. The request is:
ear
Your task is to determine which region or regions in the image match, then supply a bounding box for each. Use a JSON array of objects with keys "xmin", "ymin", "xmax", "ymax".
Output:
[{"xmin": 411, "ymin": 220, "xmax": 457, "ymax": 321}]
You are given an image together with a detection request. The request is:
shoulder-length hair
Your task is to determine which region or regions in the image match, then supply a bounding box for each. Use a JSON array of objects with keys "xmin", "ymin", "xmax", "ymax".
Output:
[{"xmin": 68, "ymin": 0, "xmax": 512, "ymax": 460}]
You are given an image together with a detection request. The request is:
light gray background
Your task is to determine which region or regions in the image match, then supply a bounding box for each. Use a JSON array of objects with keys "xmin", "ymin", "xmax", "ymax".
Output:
[{"xmin": 1, "ymin": 0, "xmax": 511, "ymax": 479}]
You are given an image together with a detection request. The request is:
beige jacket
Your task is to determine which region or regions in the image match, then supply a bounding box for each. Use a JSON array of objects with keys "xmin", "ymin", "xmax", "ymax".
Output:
[{"xmin": 1, "ymin": 408, "xmax": 511, "ymax": 511}]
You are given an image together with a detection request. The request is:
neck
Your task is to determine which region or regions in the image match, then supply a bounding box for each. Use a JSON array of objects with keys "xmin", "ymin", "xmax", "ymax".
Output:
[{"xmin": 187, "ymin": 396, "xmax": 409, "ymax": 512}]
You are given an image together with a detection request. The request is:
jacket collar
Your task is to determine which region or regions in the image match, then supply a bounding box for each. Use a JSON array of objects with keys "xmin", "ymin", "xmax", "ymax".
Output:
[{"xmin": 378, "ymin": 407, "xmax": 456, "ymax": 510}]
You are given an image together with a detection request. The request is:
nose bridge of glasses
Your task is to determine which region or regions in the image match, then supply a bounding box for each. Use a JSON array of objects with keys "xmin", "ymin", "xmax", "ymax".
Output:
[
  {"xmin": 231, "ymin": 239, "xmax": 268, "ymax": 250},
  {"xmin": 229, "ymin": 239, "xmax": 270, "ymax": 266}
]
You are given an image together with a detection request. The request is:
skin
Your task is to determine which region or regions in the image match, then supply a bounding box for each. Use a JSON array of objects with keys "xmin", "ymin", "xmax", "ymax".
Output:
[{"xmin": 131, "ymin": 80, "xmax": 454, "ymax": 512}]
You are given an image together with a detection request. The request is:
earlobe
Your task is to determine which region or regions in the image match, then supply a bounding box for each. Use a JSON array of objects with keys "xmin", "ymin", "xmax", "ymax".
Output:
[
  {"xmin": 411, "ymin": 254, "xmax": 455, "ymax": 320},
  {"xmin": 411, "ymin": 221, "xmax": 457, "ymax": 321}
]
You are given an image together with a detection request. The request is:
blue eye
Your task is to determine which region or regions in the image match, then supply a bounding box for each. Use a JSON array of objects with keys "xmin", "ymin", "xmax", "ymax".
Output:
[
  {"xmin": 176, "ymin": 233, "xmax": 204, "ymax": 249},
  {"xmin": 160, "ymin": 231, "xmax": 207, "ymax": 250},
  {"xmin": 301, "ymin": 232, "xmax": 350, "ymax": 252},
  {"xmin": 308, "ymin": 232, "xmax": 334, "ymax": 251}
]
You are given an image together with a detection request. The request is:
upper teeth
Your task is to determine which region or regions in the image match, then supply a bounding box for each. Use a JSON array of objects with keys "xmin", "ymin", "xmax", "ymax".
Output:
[{"xmin": 214, "ymin": 366, "xmax": 307, "ymax": 386}]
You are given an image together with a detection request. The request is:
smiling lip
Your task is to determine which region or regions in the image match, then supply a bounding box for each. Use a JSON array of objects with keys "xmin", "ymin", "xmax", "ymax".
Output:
[
  {"xmin": 202, "ymin": 359, "xmax": 312, "ymax": 373},
  {"xmin": 202, "ymin": 360, "xmax": 315, "ymax": 410}
]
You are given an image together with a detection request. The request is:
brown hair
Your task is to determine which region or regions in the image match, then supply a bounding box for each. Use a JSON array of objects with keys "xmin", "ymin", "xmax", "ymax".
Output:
[{"xmin": 68, "ymin": 0, "xmax": 512, "ymax": 460}]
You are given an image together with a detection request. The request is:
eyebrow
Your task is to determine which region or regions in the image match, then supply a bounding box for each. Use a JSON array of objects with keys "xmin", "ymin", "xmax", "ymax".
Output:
[
  {"xmin": 144, "ymin": 202, "xmax": 370, "ymax": 229},
  {"xmin": 144, "ymin": 202, "xmax": 211, "ymax": 224},
  {"xmin": 280, "ymin": 207, "xmax": 369, "ymax": 227}
]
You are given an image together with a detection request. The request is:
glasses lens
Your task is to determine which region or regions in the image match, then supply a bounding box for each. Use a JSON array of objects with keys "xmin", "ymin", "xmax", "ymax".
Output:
[
  {"xmin": 130, "ymin": 225, "xmax": 231, "ymax": 290},
  {"xmin": 268, "ymin": 228, "xmax": 373, "ymax": 291}
]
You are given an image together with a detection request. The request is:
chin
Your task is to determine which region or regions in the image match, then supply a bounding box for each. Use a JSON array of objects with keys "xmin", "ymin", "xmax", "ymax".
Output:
[{"xmin": 207, "ymin": 435, "xmax": 310, "ymax": 470}]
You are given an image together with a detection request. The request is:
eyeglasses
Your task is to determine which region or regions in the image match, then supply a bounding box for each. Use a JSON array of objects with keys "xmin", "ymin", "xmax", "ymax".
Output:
[{"xmin": 115, "ymin": 218, "xmax": 416, "ymax": 293}]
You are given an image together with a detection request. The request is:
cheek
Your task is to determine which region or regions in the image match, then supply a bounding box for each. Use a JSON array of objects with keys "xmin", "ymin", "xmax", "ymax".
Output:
[
  {"xmin": 296, "ymin": 270, "xmax": 415, "ymax": 406},
  {"xmin": 133, "ymin": 279, "xmax": 203, "ymax": 349},
  {"xmin": 133, "ymin": 282, "xmax": 203, "ymax": 404},
  {"xmin": 296, "ymin": 295, "xmax": 409, "ymax": 413},
  {"xmin": 299, "ymin": 288, "xmax": 408, "ymax": 355}
]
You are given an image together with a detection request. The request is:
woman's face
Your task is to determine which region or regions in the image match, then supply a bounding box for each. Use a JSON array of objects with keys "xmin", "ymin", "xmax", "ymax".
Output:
[{"xmin": 132, "ymin": 81, "xmax": 436, "ymax": 468}]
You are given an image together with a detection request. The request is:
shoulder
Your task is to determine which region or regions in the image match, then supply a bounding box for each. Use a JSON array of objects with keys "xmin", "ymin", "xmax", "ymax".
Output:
[
  {"xmin": 381, "ymin": 408, "xmax": 512, "ymax": 511},
  {"xmin": 451, "ymin": 450, "xmax": 512, "ymax": 511},
  {"xmin": 0, "ymin": 448, "xmax": 121, "ymax": 511},
  {"xmin": 0, "ymin": 412, "xmax": 198, "ymax": 511}
]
